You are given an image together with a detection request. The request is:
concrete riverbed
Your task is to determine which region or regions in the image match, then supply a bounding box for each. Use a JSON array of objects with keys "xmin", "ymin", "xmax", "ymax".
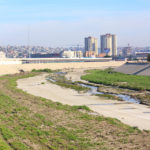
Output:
[{"xmin": 17, "ymin": 72, "xmax": 150, "ymax": 130}]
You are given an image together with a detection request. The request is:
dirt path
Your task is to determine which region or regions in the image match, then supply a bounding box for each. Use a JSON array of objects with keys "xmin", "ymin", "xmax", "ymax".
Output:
[{"xmin": 17, "ymin": 73, "xmax": 150, "ymax": 130}]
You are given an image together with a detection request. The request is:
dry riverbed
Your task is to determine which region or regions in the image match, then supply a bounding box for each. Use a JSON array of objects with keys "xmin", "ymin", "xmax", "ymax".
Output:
[{"xmin": 17, "ymin": 70, "xmax": 150, "ymax": 130}]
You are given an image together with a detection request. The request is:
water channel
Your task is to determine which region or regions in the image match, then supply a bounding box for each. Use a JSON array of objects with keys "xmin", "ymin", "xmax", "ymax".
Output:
[
  {"xmin": 47, "ymin": 73, "xmax": 140, "ymax": 104},
  {"xmin": 79, "ymin": 84, "xmax": 140, "ymax": 104}
]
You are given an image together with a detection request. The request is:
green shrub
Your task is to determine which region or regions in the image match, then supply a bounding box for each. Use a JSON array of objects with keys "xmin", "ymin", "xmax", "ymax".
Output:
[
  {"xmin": 32, "ymin": 69, "xmax": 52, "ymax": 73},
  {"xmin": 81, "ymin": 69, "xmax": 150, "ymax": 91},
  {"xmin": 72, "ymin": 105, "xmax": 91, "ymax": 111}
]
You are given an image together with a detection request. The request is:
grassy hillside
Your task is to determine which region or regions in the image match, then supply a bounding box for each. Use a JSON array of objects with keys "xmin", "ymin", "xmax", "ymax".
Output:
[
  {"xmin": 81, "ymin": 68, "xmax": 150, "ymax": 91},
  {"xmin": 0, "ymin": 72, "xmax": 149, "ymax": 150}
]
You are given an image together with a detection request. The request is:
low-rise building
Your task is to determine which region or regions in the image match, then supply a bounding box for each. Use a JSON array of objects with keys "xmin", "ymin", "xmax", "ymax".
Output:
[
  {"xmin": 85, "ymin": 51, "xmax": 96, "ymax": 58},
  {"xmin": 61, "ymin": 50, "xmax": 83, "ymax": 58},
  {"xmin": 0, "ymin": 51, "xmax": 6, "ymax": 59},
  {"xmin": 74, "ymin": 51, "xmax": 83, "ymax": 58},
  {"xmin": 135, "ymin": 52, "xmax": 150, "ymax": 60},
  {"xmin": 97, "ymin": 53, "xmax": 106, "ymax": 58}
]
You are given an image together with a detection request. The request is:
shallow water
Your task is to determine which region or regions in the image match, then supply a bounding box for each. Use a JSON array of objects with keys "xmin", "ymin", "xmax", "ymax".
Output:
[
  {"xmin": 79, "ymin": 83, "xmax": 140, "ymax": 104},
  {"xmin": 55, "ymin": 72, "xmax": 67, "ymax": 75},
  {"xmin": 47, "ymin": 74, "xmax": 140, "ymax": 104},
  {"xmin": 46, "ymin": 78, "xmax": 56, "ymax": 83},
  {"xmin": 116, "ymin": 94, "xmax": 140, "ymax": 104},
  {"xmin": 79, "ymin": 84, "xmax": 103, "ymax": 95},
  {"xmin": 89, "ymin": 103, "xmax": 114, "ymax": 106}
]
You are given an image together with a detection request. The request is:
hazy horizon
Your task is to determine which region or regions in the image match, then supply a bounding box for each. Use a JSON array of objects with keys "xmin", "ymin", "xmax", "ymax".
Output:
[{"xmin": 0, "ymin": 0, "xmax": 150, "ymax": 47}]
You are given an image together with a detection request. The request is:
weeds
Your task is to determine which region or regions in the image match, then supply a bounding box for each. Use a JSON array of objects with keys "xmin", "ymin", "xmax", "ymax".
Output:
[
  {"xmin": 95, "ymin": 94, "xmax": 123, "ymax": 101},
  {"xmin": 32, "ymin": 69, "xmax": 53, "ymax": 73},
  {"xmin": 81, "ymin": 69, "xmax": 150, "ymax": 91},
  {"xmin": 72, "ymin": 105, "xmax": 91, "ymax": 111},
  {"xmin": 47, "ymin": 73, "xmax": 89, "ymax": 92}
]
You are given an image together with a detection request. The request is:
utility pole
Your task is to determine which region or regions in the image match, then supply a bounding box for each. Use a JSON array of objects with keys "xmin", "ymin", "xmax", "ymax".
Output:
[{"xmin": 27, "ymin": 25, "xmax": 30, "ymax": 58}]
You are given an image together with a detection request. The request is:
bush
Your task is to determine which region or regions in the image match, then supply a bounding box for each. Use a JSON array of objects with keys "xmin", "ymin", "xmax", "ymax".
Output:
[
  {"xmin": 32, "ymin": 69, "xmax": 53, "ymax": 73},
  {"xmin": 72, "ymin": 105, "xmax": 91, "ymax": 111}
]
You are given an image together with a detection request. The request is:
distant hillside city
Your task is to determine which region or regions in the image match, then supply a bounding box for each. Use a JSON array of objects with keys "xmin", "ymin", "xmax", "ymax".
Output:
[{"xmin": 0, "ymin": 33, "xmax": 150, "ymax": 60}]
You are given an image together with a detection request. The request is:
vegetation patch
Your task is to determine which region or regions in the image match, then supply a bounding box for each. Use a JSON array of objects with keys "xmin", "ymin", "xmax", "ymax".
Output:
[
  {"xmin": 81, "ymin": 68, "xmax": 150, "ymax": 91},
  {"xmin": 32, "ymin": 69, "xmax": 53, "ymax": 73},
  {"xmin": 81, "ymin": 68, "xmax": 150, "ymax": 105},
  {"xmin": 0, "ymin": 136, "xmax": 12, "ymax": 150},
  {"xmin": 55, "ymin": 81, "xmax": 89, "ymax": 92},
  {"xmin": 95, "ymin": 94, "xmax": 123, "ymax": 101},
  {"xmin": 72, "ymin": 105, "xmax": 91, "ymax": 111},
  {"xmin": 47, "ymin": 73, "xmax": 90, "ymax": 92}
]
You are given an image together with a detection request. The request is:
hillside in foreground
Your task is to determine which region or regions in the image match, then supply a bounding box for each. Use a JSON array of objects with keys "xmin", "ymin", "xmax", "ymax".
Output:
[{"xmin": 0, "ymin": 72, "xmax": 149, "ymax": 150}]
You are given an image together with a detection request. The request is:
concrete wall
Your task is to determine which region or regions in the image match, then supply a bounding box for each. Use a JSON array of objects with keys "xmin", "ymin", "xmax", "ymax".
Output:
[
  {"xmin": 0, "ymin": 59, "xmax": 22, "ymax": 65},
  {"xmin": 115, "ymin": 62, "xmax": 150, "ymax": 76},
  {"xmin": 0, "ymin": 61, "xmax": 125, "ymax": 76}
]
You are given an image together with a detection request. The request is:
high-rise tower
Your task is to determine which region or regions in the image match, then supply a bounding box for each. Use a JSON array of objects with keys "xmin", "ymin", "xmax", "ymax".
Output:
[
  {"xmin": 100, "ymin": 34, "xmax": 117, "ymax": 57},
  {"xmin": 84, "ymin": 36, "xmax": 98, "ymax": 56}
]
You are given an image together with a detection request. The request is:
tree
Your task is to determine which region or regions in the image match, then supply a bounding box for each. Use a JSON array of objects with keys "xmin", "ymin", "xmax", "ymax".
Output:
[{"xmin": 147, "ymin": 54, "xmax": 150, "ymax": 62}]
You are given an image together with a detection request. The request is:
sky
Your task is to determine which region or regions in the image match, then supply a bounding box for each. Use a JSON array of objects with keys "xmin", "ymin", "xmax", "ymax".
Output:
[{"xmin": 0, "ymin": 0, "xmax": 150, "ymax": 47}]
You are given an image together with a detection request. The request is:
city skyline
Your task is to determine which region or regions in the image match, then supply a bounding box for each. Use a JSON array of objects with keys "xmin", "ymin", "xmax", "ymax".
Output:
[{"xmin": 0, "ymin": 0, "xmax": 150, "ymax": 47}]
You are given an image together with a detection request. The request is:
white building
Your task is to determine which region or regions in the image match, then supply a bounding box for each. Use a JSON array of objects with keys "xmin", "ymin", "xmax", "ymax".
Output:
[
  {"xmin": 61, "ymin": 50, "xmax": 83, "ymax": 58},
  {"xmin": 0, "ymin": 51, "xmax": 6, "ymax": 59},
  {"xmin": 0, "ymin": 51, "xmax": 22, "ymax": 64}
]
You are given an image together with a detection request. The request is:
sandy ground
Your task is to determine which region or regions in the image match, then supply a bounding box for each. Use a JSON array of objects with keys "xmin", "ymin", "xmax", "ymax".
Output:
[
  {"xmin": 0, "ymin": 61, "xmax": 124, "ymax": 76},
  {"xmin": 17, "ymin": 73, "xmax": 150, "ymax": 130}
]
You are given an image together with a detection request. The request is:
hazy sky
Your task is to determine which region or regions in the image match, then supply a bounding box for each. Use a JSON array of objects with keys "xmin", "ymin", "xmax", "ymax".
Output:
[{"xmin": 0, "ymin": 0, "xmax": 150, "ymax": 47}]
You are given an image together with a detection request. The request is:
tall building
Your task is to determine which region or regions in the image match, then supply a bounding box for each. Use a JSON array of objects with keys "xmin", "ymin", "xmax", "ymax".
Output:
[
  {"xmin": 100, "ymin": 34, "xmax": 117, "ymax": 57},
  {"xmin": 84, "ymin": 36, "xmax": 98, "ymax": 57}
]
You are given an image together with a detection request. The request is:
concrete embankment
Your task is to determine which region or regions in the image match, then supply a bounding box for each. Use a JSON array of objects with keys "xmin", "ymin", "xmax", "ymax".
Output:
[
  {"xmin": 0, "ymin": 61, "xmax": 125, "ymax": 76},
  {"xmin": 115, "ymin": 62, "xmax": 150, "ymax": 76}
]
